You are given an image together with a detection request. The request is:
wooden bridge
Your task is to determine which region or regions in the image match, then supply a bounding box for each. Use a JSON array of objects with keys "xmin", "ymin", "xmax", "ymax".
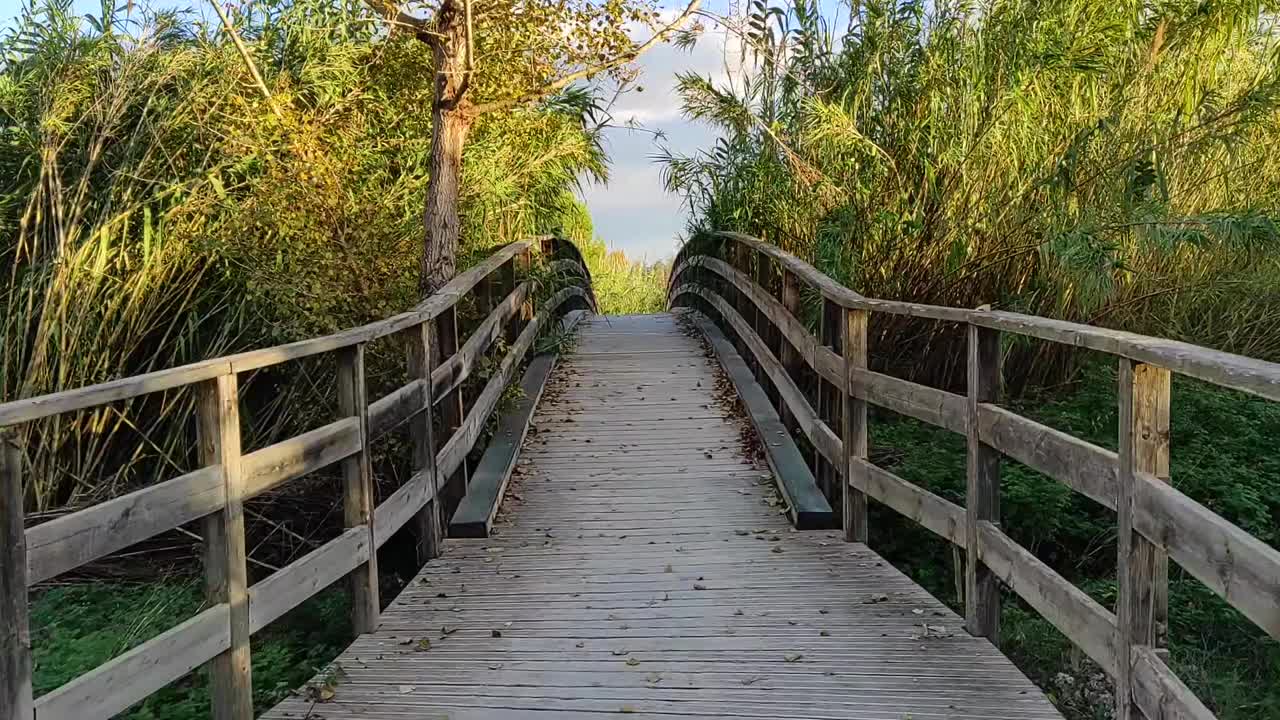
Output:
[{"xmin": 2, "ymin": 234, "xmax": 1278, "ymax": 720}]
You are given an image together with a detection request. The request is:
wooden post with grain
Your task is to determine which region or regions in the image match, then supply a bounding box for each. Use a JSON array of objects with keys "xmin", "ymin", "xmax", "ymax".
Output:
[
  {"xmin": 965, "ymin": 318, "xmax": 1001, "ymax": 640},
  {"xmin": 1115, "ymin": 360, "xmax": 1171, "ymax": 720},
  {"xmin": 337, "ymin": 345, "xmax": 380, "ymax": 633},
  {"xmin": 779, "ymin": 270, "xmax": 802, "ymax": 433},
  {"xmin": 1, "ymin": 430, "xmax": 32, "ymax": 720},
  {"xmin": 843, "ymin": 308, "xmax": 869, "ymax": 543},
  {"xmin": 404, "ymin": 321, "xmax": 441, "ymax": 564},
  {"xmin": 198, "ymin": 375, "xmax": 253, "ymax": 720}
]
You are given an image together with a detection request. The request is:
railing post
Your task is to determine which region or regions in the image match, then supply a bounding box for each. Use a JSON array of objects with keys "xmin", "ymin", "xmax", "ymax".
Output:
[
  {"xmin": 965, "ymin": 320, "xmax": 1001, "ymax": 640},
  {"xmin": 435, "ymin": 306, "xmax": 467, "ymax": 504},
  {"xmin": 779, "ymin": 270, "xmax": 802, "ymax": 434},
  {"xmin": 754, "ymin": 254, "xmax": 781, "ymax": 411},
  {"xmin": 337, "ymin": 344, "xmax": 379, "ymax": 634},
  {"xmin": 1, "ymin": 430, "xmax": 33, "ymax": 720},
  {"xmin": 842, "ymin": 308, "xmax": 869, "ymax": 543},
  {"xmin": 197, "ymin": 374, "xmax": 252, "ymax": 720},
  {"xmin": 1116, "ymin": 360, "xmax": 1171, "ymax": 720},
  {"xmin": 817, "ymin": 298, "xmax": 842, "ymax": 502},
  {"xmin": 404, "ymin": 321, "xmax": 441, "ymax": 564}
]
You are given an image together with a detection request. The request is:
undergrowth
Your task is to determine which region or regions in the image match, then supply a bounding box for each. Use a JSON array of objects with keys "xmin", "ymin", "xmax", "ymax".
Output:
[
  {"xmin": 30, "ymin": 581, "xmax": 350, "ymax": 719},
  {"xmin": 869, "ymin": 364, "xmax": 1280, "ymax": 719}
]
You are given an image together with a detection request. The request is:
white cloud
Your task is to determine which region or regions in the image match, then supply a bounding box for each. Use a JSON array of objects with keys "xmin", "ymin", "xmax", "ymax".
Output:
[{"xmin": 580, "ymin": 7, "xmax": 735, "ymax": 262}]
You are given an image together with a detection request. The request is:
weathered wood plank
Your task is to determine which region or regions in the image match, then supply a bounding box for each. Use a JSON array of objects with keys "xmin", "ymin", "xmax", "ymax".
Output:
[
  {"xmin": 978, "ymin": 522, "xmax": 1120, "ymax": 677},
  {"xmin": 248, "ymin": 526, "xmax": 370, "ymax": 633},
  {"xmin": 198, "ymin": 374, "xmax": 252, "ymax": 720},
  {"xmin": 853, "ymin": 459, "xmax": 965, "ymax": 548},
  {"xmin": 34, "ymin": 604, "xmax": 231, "ymax": 720},
  {"xmin": 402, "ymin": 320, "xmax": 441, "ymax": 563},
  {"xmin": 843, "ymin": 308, "xmax": 869, "ymax": 542},
  {"xmin": 241, "ymin": 417, "xmax": 361, "ymax": 498},
  {"xmin": 1, "ymin": 430, "xmax": 32, "ymax": 720},
  {"xmin": 25, "ymin": 466, "xmax": 224, "ymax": 585},
  {"xmin": 966, "ymin": 322, "xmax": 1001, "ymax": 640},
  {"xmin": 1130, "ymin": 647, "xmax": 1216, "ymax": 720},
  {"xmin": 337, "ymin": 345, "xmax": 379, "ymax": 634}
]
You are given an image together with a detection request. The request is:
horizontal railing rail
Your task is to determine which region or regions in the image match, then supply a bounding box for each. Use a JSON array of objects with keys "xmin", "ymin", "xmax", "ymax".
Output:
[
  {"xmin": 669, "ymin": 230, "xmax": 1280, "ymax": 720},
  {"xmin": 0, "ymin": 236, "xmax": 595, "ymax": 720}
]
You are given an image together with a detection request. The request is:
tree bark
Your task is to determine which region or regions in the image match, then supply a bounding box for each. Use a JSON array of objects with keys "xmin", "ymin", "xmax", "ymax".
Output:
[{"xmin": 420, "ymin": 0, "xmax": 472, "ymax": 295}]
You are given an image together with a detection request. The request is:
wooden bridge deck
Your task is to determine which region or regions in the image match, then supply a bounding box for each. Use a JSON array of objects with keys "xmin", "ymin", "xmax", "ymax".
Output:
[{"xmin": 264, "ymin": 314, "xmax": 1062, "ymax": 720}]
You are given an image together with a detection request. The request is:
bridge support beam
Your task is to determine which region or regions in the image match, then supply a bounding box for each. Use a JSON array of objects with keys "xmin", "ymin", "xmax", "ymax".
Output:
[{"xmin": 965, "ymin": 321, "xmax": 1001, "ymax": 641}]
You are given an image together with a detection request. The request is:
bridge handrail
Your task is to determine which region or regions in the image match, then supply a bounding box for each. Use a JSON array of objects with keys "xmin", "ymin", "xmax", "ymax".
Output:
[
  {"xmin": 668, "ymin": 230, "xmax": 1280, "ymax": 720},
  {"xmin": 0, "ymin": 237, "xmax": 595, "ymax": 720}
]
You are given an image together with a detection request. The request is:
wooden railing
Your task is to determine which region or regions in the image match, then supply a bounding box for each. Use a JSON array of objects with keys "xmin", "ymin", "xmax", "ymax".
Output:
[
  {"xmin": 669, "ymin": 230, "xmax": 1280, "ymax": 720},
  {"xmin": 0, "ymin": 237, "xmax": 594, "ymax": 720}
]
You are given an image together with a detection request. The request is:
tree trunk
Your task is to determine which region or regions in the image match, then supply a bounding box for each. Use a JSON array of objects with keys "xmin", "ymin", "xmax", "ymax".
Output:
[{"xmin": 420, "ymin": 1, "xmax": 472, "ymax": 295}]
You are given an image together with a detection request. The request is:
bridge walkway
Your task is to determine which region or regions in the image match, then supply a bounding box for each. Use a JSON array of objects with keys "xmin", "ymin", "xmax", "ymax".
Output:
[{"xmin": 262, "ymin": 313, "xmax": 1061, "ymax": 720}]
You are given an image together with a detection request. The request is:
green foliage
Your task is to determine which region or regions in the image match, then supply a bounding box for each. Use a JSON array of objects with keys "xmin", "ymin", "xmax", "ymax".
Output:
[
  {"xmin": 552, "ymin": 198, "xmax": 670, "ymax": 315},
  {"xmin": 665, "ymin": 0, "xmax": 1280, "ymax": 385},
  {"xmin": 29, "ymin": 580, "xmax": 351, "ymax": 719},
  {"xmin": 0, "ymin": 0, "xmax": 607, "ymax": 508},
  {"xmin": 870, "ymin": 365, "xmax": 1280, "ymax": 718}
]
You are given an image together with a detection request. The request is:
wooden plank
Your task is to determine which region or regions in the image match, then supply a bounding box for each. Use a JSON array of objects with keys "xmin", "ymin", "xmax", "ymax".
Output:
[
  {"xmin": 26, "ymin": 466, "xmax": 224, "ymax": 585},
  {"xmin": 367, "ymin": 378, "xmax": 426, "ymax": 441},
  {"xmin": 197, "ymin": 374, "xmax": 252, "ymax": 720},
  {"xmin": 850, "ymin": 366, "xmax": 967, "ymax": 434},
  {"xmin": 691, "ymin": 313, "xmax": 833, "ymax": 529},
  {"xmin": 978, "ymin": 522, "xmax": 1120, "ymax": 677},
  {"xmin": 973, "ymin": 309, "xmax": 1280, "ymax": 402},
  {"xmin": 338, "ymin": 345, "xmax": 379, "ymax": 634},
  {"xmin": 965, "ymin": 322, "xmax": 1001, "ymax": 640},
  {"xmin": 431, "ymin": 282, "xmax": 532, "ymax": 404},
  {"xmin": 1128, "ymin": 363, "xmax": 1171, "ymax": 649},
  {"xmin": 248, "ymin": 526, "xmax": 370, "ymax": 632},
  {"xmin": 780, "ymin": 269, "xmax": 803, "ymax": 433},
  {"xmin": 373, "ymin": 468, "xmax": 437, "ymax": 548},
  {"xmin": 451, "ymin": 354, "xmax": 558, "ymax": 538},
  {"xmin": 975, "ymin": 404, "xmax": 1116, "ymax": 508},
  {"xmin": 1, "ymin": 430, "xmax": 32, "ymax": 720},
  {"xmin": 0, "ymin": 361, "xmax": 230, "ymax": 427},
  {"xmin": 34, "ymin": 604, "xmax": 232, "ymax": 720},
  {"xmin": 843, "ymin": 308, "xmax": 868, "ymax": 543},
  {"xmin": 241, "ymin": 417, "xmax": 361, "ymax": 498},
  {"xmin": 1117, "ymin": 360, "xmax": 1172, "ymax": 719},
  {"xmin": 1130, "ymin": 647, "xmax": 1216, "ymax": 720},
  {"xmin": 435, "ymin": 305, "xmax": 468, "ymax": 505},
  {"xmin": 1134, "ymin": 471, "xmax": 1280, "ymax": 640},
  {"xmin": 403, "ymin": 320, "xmax": 441, "ymax": 563},
  {"xmin": 853, "ymin": 459, "xmax": 965, "ymax": 548}
]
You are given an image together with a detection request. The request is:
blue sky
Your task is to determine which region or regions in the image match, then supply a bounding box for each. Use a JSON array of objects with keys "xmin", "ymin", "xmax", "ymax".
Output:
[{"xmin": 0, "ymin": 0, "xmax": 735, "ymax": 261}]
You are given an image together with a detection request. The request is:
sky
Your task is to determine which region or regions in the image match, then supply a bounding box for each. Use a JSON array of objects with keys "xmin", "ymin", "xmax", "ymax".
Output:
[{"xmin": 0, "ymin": 0, "xmax": 738, "ymax": 262}]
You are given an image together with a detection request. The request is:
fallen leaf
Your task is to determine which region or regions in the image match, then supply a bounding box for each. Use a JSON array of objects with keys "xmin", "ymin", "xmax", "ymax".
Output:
[
  {"xmin": 398, "ymin": 685, "xmax": 415, "ymax": 695},
  {"xmin": 693, "ymin": 583, "xmax": 707, "ymax": 591},
  {"xmin": 784, "ymin": 653, "xmax": 804, "ymax": 663},
  {"xmin": 625, "ymin": 657, "xmax": 641, "ymax": 666},
  {"xmin": 414, "ymin": 638, "xmax": 431, "ymax": 652}
]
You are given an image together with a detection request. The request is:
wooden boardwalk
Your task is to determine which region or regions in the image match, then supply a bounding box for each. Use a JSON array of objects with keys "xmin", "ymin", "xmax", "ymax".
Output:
[{"xmin": 264, "ymin": 314, "xmax": 1062, "ymax": 720}]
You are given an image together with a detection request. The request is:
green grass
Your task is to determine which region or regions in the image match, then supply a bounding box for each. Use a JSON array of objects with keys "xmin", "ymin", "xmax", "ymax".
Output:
[
  {"xmin": 867, "ymin": 363, "xmax": 1280, "ymax": 719},
  {"xmin": 31, "ymin": 580, "xmax": 351, "ymax": 719}
]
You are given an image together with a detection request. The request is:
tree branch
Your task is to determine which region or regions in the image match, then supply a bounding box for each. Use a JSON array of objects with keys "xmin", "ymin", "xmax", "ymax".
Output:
[
  {"xmin": 468, "ymin": 0, "xmax": 704, "ymax": 116},
  {"xmin": 360, "ymin": 0, "xmax": 433, "ymax": 34}
]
